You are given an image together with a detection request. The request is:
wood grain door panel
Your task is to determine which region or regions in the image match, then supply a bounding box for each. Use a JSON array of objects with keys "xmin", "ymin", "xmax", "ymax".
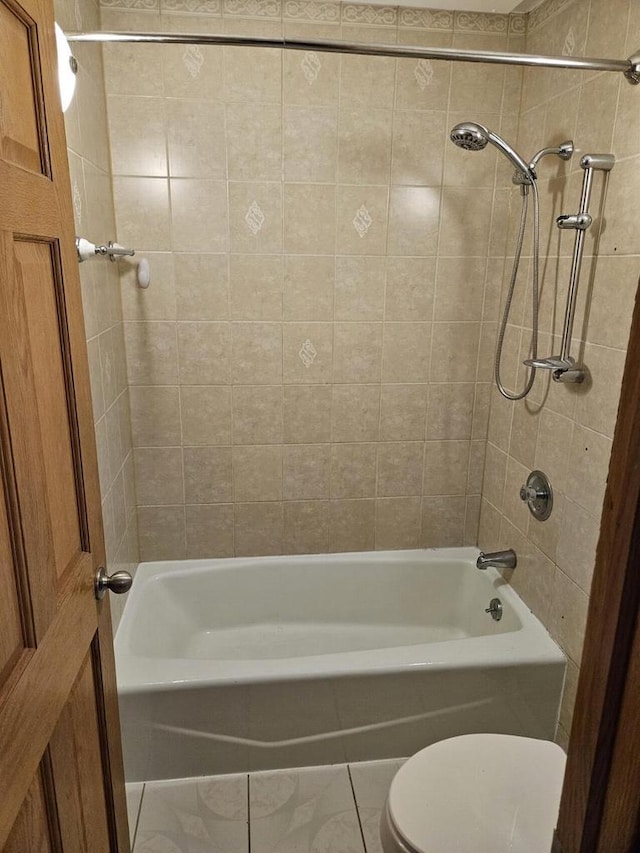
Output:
[
  {"xmin": 13, "ymin": 237, "xmax": 86, "ymax": 576},
  {"xmin": 49, "ymin": 651, "xmax": 112, "ymax": 852},
  {"xmin": 0, "ymin": 466, "xmax": 26, "ymax": 689},
  {"xmin": 5, "ymin": 766, "xmax": 61, "ymax": 853},
  {"xmin": 0, "ymin": 0, "xmax": 49, "ymax": 176}
]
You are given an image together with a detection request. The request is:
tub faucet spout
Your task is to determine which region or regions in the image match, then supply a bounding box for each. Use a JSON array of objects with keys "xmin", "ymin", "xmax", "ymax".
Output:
[{"xmin": 476, "ymin": 549, "xmax": 517, "ymax": 570}]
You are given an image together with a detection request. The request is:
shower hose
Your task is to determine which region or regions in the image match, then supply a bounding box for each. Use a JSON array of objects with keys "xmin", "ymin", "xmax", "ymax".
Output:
[{"xmin": 494, "ymin": 179, "xmax": 540, "ymax": 401}]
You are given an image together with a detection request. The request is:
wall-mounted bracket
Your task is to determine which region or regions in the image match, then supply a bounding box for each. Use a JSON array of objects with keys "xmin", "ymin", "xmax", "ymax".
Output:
[
  {"xmin": 556, "ymin": 213, "xmax": 592, "ymax": 230},
  {"xmin": 76, "ymin": 236, "xmax": 135, "ymax": 263},
  {"xmin": 624, "ymin": 49, "xmax": 640, "ymax": 84}
]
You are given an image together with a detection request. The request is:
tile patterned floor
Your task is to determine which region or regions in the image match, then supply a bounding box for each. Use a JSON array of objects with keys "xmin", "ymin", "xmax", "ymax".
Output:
[{"xmin": 128, "ymin": 759, "xmax": 405, "ymax": 853}]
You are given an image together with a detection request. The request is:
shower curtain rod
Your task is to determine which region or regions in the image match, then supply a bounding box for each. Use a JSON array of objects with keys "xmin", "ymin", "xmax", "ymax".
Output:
[{"xmin": 68, "ymin": 31, "xmax": 640, "ymax": 84}]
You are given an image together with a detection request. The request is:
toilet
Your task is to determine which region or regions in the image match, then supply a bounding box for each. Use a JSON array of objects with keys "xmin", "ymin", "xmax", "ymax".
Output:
[{"xmin": 380, "ymin": 734, "xmax": 566, "ymax": 853}]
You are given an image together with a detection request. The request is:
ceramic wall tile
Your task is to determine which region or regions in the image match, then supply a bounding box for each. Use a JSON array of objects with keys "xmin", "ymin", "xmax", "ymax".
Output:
[
  {"xmin": 283, "ymin": 323, "xmax": 333, "ymax": 384},
  {"xmin": 329, "ymin": 499, "xmax": 375, "ymax": 551},
  {"xmin": 138, "ymin": 505, "xmax": 186, "ymax": 561},
  {"xmin": 420, "ymin": 495, "xmax": 466, "ymax": 547},
  {"xmin": 108, "ymin": 96, "xmax": 167, "ymax": 177},
  {"xmin": 134, "ymin": 447, "xmax": 184, "ymax": 505},
  {"xmin": 426, "ymin": 383, "xmax": 475, "ymax": 441},
  {"xmin": 185, "ymin": 504, "xmax": 235, "ymax": 558},
  {"xmin": 335, "ymin": 257, "xmax": 386, "ymax": 322},
  {"xmin": 181, "ymin": 386, "xmax": 233, "ymax": 445},
  {"xmin": 385, "ymin": 257, "xmax": 435, "ymax": 321},
  {"xmin": 227, "ymin": 103, "xmax": 283, "ymax": 182},
  {"xmin": 284, "ymin": 256, "xmax": 335, "ymax": 321},
  {"xmin": 167, "ymin": 101, "xmax": 227, "ymax": 179},
  {"xmin": 184, "ymin": 446, "xmax": 234, "ymax": 503},
  {"xmin": 284, "ymin": 106, "xmax": 338, "ymax": 183},
  {"xmin": 234, "ymin": 445, "xmax": 283, "ymax": 501},
  {"xmin": 234, "ymin": 502, "xmax": 284, "ymax": 555},
  {"xmin": 177, "ymin": 322, "xmax": 231, "ymax": 385},
  {"xmin": 130, "ymin": 385, "xmax": 181, "ymax": 446},
  {"xmin": 175, "ymin": 253, "xmax": 230, "ymax": 321},
  {"xmin": 333, "ymin": 323, "xmax": 383, "ymax": 384},
  {"xmin": 283, "ymin": 500, "xmax": 330, "ymax": 554},
  {"xmin": 377, "ymin": 442, "xmax": 424, "ymax": 497},
  {"xmin": 229, "ymin": 182, "xmax": 284, "ymax": 254},
  {"xmin": 231, "ymin": 323, "xmax": 283, "ymax": 385},
  {"xmin": 113, "ymin": 177, "xmax": 171, "ymax": 250},
  {"xmin": 283, "ymin": 385, "xmax": 333, "ymax": 444},
  {"xmin": 336, "ymin": 186, "xmax": 389, "ymax": 256},
  {"xmin": 330, "ymin": 443, "xmax": 377, "ymax": 499},
  {"xmin": 378, "ymin": 383, "xmax": 427, "ymax": 442},
  {"xmin": 229, "ymin": 255, "xmax": 283, "ymax": 320},
  {"xmin": 283, "ymin": 445, "xmax": 331, "ymax": 499},
  {"xmin": 331, "ymin": 385, "xmax": 380, "ymax": 443},
  {"xmin": 284, "ymin": 184, "xmax": 337, "ymax": 254},
  {"xmin": 374, "ymin": 497, "xmax": 421, "ymax": 550},
  {"xmin": 171, "ymin": 179, "xmax": 230, "ymax": 252},
  {"xmin": 381, "ymin": 323, "xmax": 431, "ymax": 382},
  {"xmin": 233, "ymin": 385, "xmax": 284, "ymax": 444}
]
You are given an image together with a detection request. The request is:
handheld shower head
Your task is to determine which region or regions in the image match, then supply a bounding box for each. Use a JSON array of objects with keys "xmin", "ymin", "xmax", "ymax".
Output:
[
  {"xmin": 449, "ymin": 122, "xmax": 489, "ymax": 152},
  {"xmin": 450, "ymin": 121, "xmax": 534, "ymax": 181}
]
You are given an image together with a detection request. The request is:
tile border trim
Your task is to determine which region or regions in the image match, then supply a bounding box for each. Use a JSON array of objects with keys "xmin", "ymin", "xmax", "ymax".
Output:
[
  {"xmin": 98, "ymin": 0, "xmax": 525, "ymax": 36},
  {"xmin": 527, "ymin": 0, "xmax": 579, "ymax": 33}
]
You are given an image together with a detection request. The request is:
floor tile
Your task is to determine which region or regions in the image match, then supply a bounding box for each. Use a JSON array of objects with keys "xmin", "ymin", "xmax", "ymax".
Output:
[
  {"xmin": 250, "ymin": 764, "xmax": 365, "ymax": 853},
  {"xmin": 126, "ymin": 782, "xmax": 145, "ymax": 847},
  {"xmin": 134, "ymin": 773, "xmax": 249, "ymax": 853},
  {"xmin": 349, "ymin": 759, "xmax": 406, "ymax": 853}
]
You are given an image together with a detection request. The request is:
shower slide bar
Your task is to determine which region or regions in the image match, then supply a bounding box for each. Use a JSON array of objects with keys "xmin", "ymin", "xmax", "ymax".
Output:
[
  {"xmin": 524, "ymin": 152, "xmax": 615, "ymax": 385},
  {"xmin": 67, "ymin": 30, "xmax": 640, "ymax": 84}
]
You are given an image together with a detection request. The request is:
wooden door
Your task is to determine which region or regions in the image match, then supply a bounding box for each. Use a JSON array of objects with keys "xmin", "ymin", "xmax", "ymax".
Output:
[
  {"xmin": 0, "ymin": 1, "xmax": 129, "ymax": 850},
  {"xmin": 554, "ymin": 265, "xmax": 640, "ymax": 851}
]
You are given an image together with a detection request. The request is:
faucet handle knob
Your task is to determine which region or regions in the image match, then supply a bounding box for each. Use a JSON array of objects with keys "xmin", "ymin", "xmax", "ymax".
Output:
[
  {"xmin": 520, "ymin": 484, "xmax": 538, "ymax": 502},
  {"xmin": 520, "ymin": 470, "xmax": 553, "ymax": 521}
]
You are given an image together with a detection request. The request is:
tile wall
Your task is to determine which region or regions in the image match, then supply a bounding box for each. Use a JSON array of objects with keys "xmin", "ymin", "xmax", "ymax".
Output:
[
  {"xmin": 100, "ymin": 0, "xmax": 527, "ymax": 560},
  {"xmin": 63, "ymin": 0, "xmax": 639, "ymax": 744},
  {"xmin": 56, "ymin": 0, "xmax": 139, "ymax": 629},
  {"xmin": 478, "ymin": 0, "xmax": 640, "ymax": 745}
]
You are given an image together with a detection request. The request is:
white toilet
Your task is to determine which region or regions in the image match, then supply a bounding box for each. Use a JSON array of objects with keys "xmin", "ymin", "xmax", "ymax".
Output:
[{"xmin": 380, "ymin": 733, "xmax": 566, "ymax": 853}]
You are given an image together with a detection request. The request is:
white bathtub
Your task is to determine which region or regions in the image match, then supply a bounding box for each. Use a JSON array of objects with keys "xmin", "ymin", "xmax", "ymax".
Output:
[{"xmin": 115, "ymin": 547, "xmax": 566, "ymax": 782}]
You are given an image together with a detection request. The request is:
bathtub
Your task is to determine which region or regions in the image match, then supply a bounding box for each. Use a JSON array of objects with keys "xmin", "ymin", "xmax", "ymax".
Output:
[{"xmin": 115, "ymin": 547, "xmax": 566, "ymax": 782}]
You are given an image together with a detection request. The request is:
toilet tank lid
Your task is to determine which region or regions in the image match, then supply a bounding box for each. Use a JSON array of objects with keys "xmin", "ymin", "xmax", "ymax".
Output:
[{"xmin": 387, "ymin": 734, "xmax": 566, "ymax": 853}]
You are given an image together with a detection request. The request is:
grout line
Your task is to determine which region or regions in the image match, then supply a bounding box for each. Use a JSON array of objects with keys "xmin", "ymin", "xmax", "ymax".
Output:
[
  {"xmin": 347, "ymin": 764, "xmax": 368, "ymax": 853},
  {"xmin": 131, "ymin": 782, "xmax": 145, "ymax": 851},
  {"xmin": 247, "ymin": 773, "xmax": 251, "ymax": 853},
  {"xmin": 279, "ymin": 33, "xmax": 285, "ymax": 558}
]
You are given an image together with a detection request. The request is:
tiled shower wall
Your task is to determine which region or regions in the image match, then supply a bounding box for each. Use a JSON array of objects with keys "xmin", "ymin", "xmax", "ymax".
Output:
[
  {"xmin": 478, "ymin": 0, "xmax": 640, "ymax": 745},
  {"xmin": 101, "ymin": 0, "xmax": 526, "ymax": 560},
  {"xmin": 56, "ymin": 0, "xmax": 139, "ymax": 629}
]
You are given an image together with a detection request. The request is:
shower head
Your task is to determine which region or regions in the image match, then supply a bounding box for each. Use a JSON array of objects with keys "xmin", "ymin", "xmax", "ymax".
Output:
[
  {"xmin": 450, "ymin": 121, "xmax": 534, "ymax": 181},
  {"xmin": 450, "ymin": 122, "xmax": 489, "ymax": 152}
]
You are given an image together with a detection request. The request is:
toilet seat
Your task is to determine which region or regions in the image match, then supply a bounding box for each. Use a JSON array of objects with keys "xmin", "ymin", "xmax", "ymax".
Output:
[{"xmin": 382, "ymin": 734, "xmax": 566, "ymax": 853}]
